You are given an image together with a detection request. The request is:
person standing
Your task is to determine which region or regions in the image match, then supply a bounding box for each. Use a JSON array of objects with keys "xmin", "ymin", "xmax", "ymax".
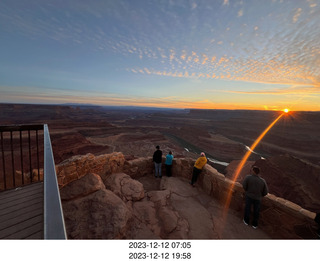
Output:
[
  {"xmin": 165, "ymin": 151, "xmax": 174, "ymax": 177},
  {"xmin": 190, "ymin": 152, "xmax": 207, "ymax": 186},
  {"xmin": 242, "ymin": 166, "xmax": 268, "ymax": 229},
  {"xmin": 153, "ymin": 145, "xmax": 162, "ymax": 178}
]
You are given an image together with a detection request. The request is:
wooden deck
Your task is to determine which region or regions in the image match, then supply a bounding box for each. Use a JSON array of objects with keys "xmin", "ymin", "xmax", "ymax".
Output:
[{"xmin": 0, "ymin": 182, "xmax": 44, "ymax": 239}]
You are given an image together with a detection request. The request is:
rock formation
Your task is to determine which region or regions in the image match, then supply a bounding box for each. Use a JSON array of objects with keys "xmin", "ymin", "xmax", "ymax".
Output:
[{"xmin": 58, "ymin": 152, "xmax": 318, "ymax": 239}]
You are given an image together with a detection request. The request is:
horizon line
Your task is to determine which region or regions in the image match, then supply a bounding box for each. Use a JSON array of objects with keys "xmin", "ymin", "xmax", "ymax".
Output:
[{"xmin": 1, "ymin": 102, "xmax": 319, "ymax": 113}]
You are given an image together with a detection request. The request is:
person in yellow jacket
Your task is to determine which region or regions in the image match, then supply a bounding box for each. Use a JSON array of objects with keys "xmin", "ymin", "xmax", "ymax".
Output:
[{"xmin": 190, "ymin": 152, "xmax": 207, "ymax": 187}]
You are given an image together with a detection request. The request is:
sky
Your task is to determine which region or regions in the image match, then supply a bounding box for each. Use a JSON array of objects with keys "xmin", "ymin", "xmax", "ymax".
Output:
[{"xmin": 0, "ymin": 0, "xmax": 319, "ymax": 111}]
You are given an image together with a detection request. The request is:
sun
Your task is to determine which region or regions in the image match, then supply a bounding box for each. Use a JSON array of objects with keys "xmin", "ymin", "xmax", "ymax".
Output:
[{"xmin": 283, "ymin": 108, "xmax": 290, "ymax": 113}]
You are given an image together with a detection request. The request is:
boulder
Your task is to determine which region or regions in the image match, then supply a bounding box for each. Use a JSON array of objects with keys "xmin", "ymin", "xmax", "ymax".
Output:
[
  {"xmin": 60, "ymin": 172, "xmax": 105, "ymax": 201},
  {"xmin": 62, "ymin": 189, "xmax": 131, "ymax": 239},
  {"xmin": 105, "ymin": 173, "xmax": 144, "ymax": 201}
]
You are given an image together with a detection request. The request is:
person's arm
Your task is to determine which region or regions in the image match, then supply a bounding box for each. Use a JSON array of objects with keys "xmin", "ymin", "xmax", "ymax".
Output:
[{"xmin": 262, "ymin": 181, "xmax": 269, "ymax": 196}]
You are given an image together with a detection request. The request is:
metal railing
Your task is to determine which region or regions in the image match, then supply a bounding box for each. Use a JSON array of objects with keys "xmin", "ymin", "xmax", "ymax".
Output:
[
  {"xmin": 0, "ymin": 124, "xmax": 43, "ymax": 190},
  {"xmin": 0, "ymin": 124, "xmax": 66, "ymax": 239},
  {"xmin": 43, "ymin": 124, "xmax": 66, "ymax": 239}
]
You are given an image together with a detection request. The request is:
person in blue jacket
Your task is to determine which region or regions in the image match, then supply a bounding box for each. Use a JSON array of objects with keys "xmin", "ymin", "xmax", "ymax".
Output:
[{"xmin": 165, "ymin": 151, "xmax": 174, "ymax": 177}]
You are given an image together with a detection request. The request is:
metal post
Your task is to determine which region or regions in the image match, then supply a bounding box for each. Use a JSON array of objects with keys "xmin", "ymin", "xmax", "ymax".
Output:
[
  {"xmin": 1, "ymin": 132, "xmax": 6, "ymax": 189},
  {"xmin": 10, "ymin": 131, "xmax": 15, "ymax": 187},
  {"xmin": 36, "ymin": 130, "xmax": 40, "ymax": 181},
  {"xmin": 28, "ymin": 130, "xmax": 32, "ymax": 183},
  {"xmin": 20, "ymin": 130, "xmax": 24, "ymax": 185}
]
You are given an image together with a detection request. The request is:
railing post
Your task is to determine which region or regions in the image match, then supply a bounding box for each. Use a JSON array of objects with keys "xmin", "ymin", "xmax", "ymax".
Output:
[
  {"xmin": 1, "ymin": 132, "xmax": 6, "ymax": 190},
  {"xmin": 10, "ymin": 131, "xmax": 15, "ymax": 187},
  {"xmin": 28, "ymin": 130, "xmax": 32, "ymax": 183},
  {"xmin": 19, "ymin": 130, "xmax": 24, "ymax": 185},
  {"xmin": 43, "ymin": 124, "xmax": 67, "ymax": 239}
]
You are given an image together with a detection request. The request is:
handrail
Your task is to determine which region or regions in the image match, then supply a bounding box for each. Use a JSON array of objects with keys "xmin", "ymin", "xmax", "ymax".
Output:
[
  {"xmin": 0, "ymin": 124, "xmax": 67, "ymax": 239},
  {"xmin": 0, "ymin": 124, "xmax": 44, "ymax": 132},
  {"xmin": 43, "ymin": 124, "xmax": 67, "ymax": 239}
]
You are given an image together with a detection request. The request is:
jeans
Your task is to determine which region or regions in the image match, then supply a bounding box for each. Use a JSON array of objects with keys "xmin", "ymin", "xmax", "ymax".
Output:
[
  {"xmin": 244, "ymin": 195, "xmax": 261, "ymax": 227},
  {"xmin": 154, "ymin": 163, "xmax": 162, "ymax": 177}
]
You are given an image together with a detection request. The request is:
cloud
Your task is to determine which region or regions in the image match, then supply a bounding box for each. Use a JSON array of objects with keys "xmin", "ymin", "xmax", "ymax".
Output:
[
  {"xmin": 191, "ymin": 2, "xmax": 197, "ymax": 10},
  {"xmin": 223, "ymin": 85, "xmax": 320, "ymax": 96},
  {"xmin": 292, "ymin": 8, "xmax": 302, "ymax": 23}
]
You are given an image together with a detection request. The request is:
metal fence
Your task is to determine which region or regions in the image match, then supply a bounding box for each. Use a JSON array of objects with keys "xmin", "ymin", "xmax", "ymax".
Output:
[
  {"xmin": 0, "ymin": 124, "xmax": 66, "ymax": 239},
  {"xmin": 0, "ymin": 124, "xmax": 44, "ymax": 190}
]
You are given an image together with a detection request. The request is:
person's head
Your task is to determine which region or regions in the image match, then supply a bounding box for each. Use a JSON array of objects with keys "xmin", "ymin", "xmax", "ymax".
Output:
[
  {"xmin": 252, "ymin": 166, "xmax": 260, "ymax": 175},
  {"xmin": 200, "ymin": 152, "xmax": 205, "ymax": 157},
  {"xmin": 156, "ymin": 145, "xmax": 160, "ymax": 150},
  {"xmin": 169, "ymin": 151, "xmax": 172, "ymax": 154}
]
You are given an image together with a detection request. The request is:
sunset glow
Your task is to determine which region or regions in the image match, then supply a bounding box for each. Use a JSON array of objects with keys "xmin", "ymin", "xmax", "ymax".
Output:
[{"xmin": 0, "ymin": 1, "xmax": 319, "ymax": 111}]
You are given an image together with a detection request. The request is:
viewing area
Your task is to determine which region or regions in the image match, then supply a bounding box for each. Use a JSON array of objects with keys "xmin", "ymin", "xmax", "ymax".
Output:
[{"xmin": 0, "ymin": 124, "xmax": 66, "ymax": 239}]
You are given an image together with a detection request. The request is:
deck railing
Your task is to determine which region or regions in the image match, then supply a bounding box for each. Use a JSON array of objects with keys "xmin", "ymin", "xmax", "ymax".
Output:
[
  {"xmin": 0, "ymin": 124, "xmax": 43, "ymax": 190},
  {"xmin": 43, "ymin": 124, "xmax": 66, "ymax": 239},
  {"xmin": 0, "ymin": 124, "xmax": 66, "ymax": 239}
]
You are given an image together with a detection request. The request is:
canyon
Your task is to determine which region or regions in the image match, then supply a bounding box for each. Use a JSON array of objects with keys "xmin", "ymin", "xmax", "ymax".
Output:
[{"xmin": 1, "ymin": 103, "xmax": 320, "ymax": 238}]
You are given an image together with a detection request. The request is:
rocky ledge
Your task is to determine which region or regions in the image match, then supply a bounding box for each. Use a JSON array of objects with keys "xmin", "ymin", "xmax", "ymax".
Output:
[{"xmin": 56, "ymin": 152, "xmax": 318, "ymax": 239}]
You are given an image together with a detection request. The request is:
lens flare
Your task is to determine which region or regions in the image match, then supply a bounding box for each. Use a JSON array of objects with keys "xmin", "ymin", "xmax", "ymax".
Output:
[{"xmin": 221, "ymin": 112, "xmax": 286, "ymax": 226}]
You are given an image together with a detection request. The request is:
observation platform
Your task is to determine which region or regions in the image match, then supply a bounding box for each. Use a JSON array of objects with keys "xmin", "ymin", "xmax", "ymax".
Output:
[
  {"xmin": 0, "ymin": 182, "xmax": 43, "ymax": 239},
  {"xmin": 0, "ymin": 124, "xmax": 66, "ymax": 240}
]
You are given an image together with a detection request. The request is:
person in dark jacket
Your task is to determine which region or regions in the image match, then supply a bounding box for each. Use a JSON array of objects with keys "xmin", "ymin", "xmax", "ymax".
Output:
[
  {"xmin": 242, "ymin": 165, "xmax": 268, "ymax": 229},
  {"xmin": 152, "ymin": 145, "xmax": 162, "ymax": 178}
]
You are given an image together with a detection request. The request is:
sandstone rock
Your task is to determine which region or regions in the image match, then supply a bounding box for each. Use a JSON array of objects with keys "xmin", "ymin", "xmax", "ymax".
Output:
[
  {"xmin": 62, "ymin": 189, "xmax": 131, "ymax": 239},
  {"xmin": 147, "ymin": 190, "xmax": 171, "ymax": 206},
  {"xmin": 158, "ymin": 206, "xmax": 179, "ymax": 234},
  {"xmin": 105, "ymin": 173, "xmax": 144, "ymax": 201},
  {"xmin": 133, "ymin": 200, "xmax": 161, "ymax": 237},
  {"xmin": 60, "ymin": 173, "xmax": 105, "ymax": 201},
  {"xmin": 172, "ymin": 158, "xmax": 194, "ymax": 179},
  {"xmin": 56, "ymin": 152, "xmax": 317, "ymax": 239},
  {"xmin": 56, "ymin": 152, "xmax": 126, "ymax": 187},
  {"xmin": 123, "ymin": 157, "xmax": 154, "ymax": 179}
]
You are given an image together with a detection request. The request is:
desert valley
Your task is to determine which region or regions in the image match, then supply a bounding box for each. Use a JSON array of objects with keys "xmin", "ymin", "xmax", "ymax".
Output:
[{"xmin": 1, "ymin": 103, "xmax": 320, "ymax": 239}]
